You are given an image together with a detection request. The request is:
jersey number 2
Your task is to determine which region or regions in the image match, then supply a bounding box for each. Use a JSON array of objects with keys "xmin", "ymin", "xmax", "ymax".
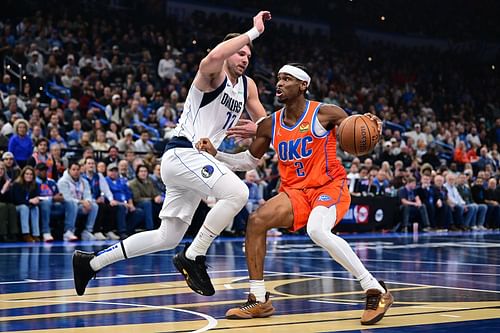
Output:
[
  {"xmin": 294, "ymin": 161, "xmax": 306, "ymax": 177},
  {"xmin": 223, "ymin": 112, "xmax": 237, "ymax": 130}
]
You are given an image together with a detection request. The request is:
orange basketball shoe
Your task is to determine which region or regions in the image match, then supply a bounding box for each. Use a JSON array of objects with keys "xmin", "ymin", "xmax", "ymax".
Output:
[
  {"xmin": 360, "ymin": 281, "xmax": 394, "ymax": 325},
  {"xmin": 226, "ymin": 292, "xmax": 275, "ymax": 319}
]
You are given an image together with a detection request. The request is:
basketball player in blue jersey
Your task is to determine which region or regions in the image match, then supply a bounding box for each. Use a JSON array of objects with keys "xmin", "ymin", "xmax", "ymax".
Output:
[{"xmin": 72, "ymin": 11, "xmax": 271, "ymax": 297}]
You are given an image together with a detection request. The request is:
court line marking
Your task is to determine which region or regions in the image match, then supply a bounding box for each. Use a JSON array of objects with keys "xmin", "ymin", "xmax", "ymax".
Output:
[
  {"xmin": 264, "ymin": 271, "xmax": 500, "ymax": 294},
  {"xmin": 0, "ymin": 269, "xmax": 250, "ymax": 285},
  {"xmin": 2, "ymin": 299, "xmax": 218, "ymax": 333},
  {"xmin": 309, "ymin": 299, "xmax": 358, "ymax": 306}
]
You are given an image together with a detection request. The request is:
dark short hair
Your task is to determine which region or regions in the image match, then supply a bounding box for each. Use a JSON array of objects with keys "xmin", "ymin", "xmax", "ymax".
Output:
[
  {"xmin": 286, "ymin": 62, "xmax": 309, "ymax": 74},
  {"xmin": 223, "ymin": 33, "xmax": 253, "ymax": 51},
  {"xmin": 69, "ymin": 161, "xmax": 80, "ymax": 169},
  {"xmin": 135, "ymin": 164, "xmax": 149, "ymax": 177},
  {"xmin": 35, "ymin": 162, "xmax": 48, "ymax": 171},
  {"xmin": 36, "ymin": 138, "xmax": 49, "ymax": 146}
]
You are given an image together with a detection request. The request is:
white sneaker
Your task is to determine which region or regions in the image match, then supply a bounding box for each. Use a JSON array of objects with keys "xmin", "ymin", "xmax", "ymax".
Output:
[
  {"xmin": 42, "ymin": 233, "xmax": 54, "ymax": 242},
  {"xmin": 471, "ymin": 226, "xmax": 478, "ymax": 230},
  {"xmin": 105, "ymin": 231, "xmax": 120, "ymax": 240},
  {"xmin": 81, "ymin": 230, "xmax": 97, "ymax": 241},
  {"xmin": 93, "ymin": 232, "xmax": 107, "ymax": 241},
  {"xmin": 63, "ymin": 230, "xmax": 78, "ymax": 242},
  {"xmin": 478, "ymin": 226, "xmax": 488, "ymax": 231}
]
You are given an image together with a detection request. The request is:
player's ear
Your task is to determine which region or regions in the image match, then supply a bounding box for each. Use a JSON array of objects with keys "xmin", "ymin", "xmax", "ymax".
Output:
[{"xmin": 300, "ymin": 81, "xmax": 308, "ymax": 94}]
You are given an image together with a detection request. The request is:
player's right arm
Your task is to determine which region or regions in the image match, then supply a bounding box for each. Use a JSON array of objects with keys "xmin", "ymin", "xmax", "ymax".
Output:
[
  {"xmin": 193, "ymin": 11, "xmax": 271, "ymax": 92},
  {"xmin": 196, "ymin": 117, "xmax": 273, "ymax": 171}
]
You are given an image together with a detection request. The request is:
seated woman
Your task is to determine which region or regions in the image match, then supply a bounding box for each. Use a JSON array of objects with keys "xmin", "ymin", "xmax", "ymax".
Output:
[{"xmin": 11, "ymin": 166, "xmax": 40, "ymax": 242}]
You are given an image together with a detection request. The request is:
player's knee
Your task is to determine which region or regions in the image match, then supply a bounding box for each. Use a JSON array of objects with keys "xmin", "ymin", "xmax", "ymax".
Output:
[
  {"xmin": 227, "ymin": 180, "xmax": 249, "ymax": 209},
  {"xmin": 306, "ymin": 223, "xmax": 324, "ymax": 245},
  {"xmin": 247, "ymin": 211, "xmax": 268, "ymax": 232}
]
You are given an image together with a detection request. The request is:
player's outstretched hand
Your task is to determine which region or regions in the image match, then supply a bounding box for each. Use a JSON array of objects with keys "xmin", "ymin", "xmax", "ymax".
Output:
[
  {"xmin": 253, "ymin": 11, "xmax": 271, "ymax": 34},
  {"xmin": 226, "ymin": 119, "xmax": 257, "ymax": 139},
  {"xmin": 364, "ymin": 113, "xmax": 383, "ymax": 136},
  {"xmin": 196, "ymin": 138, "xmax": 217, "ymax": 156}
]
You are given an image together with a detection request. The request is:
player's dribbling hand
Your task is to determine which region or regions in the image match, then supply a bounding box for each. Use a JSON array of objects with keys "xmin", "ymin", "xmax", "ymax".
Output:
[
  {"xmin": 364, "ymin": 113, "xmax": 383, "ymax": 136},
  {"xmin": 196, "ymin": 138, "xmax": 217, "ymax": 156},
  {"xmin": 254, "ymin": 11, "xmax": 272, "ymax": 34}
]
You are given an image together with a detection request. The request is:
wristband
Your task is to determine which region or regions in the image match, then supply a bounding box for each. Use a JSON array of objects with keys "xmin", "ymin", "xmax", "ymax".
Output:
[{"xmin": 245, "ymin": 27, "xmax": 260, "ymax": 41}]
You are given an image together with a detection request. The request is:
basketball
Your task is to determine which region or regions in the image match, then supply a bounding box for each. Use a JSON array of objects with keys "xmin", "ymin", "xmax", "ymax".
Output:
[{"xmin": 337, "ymin": 114, "xmax": 380, "ymax": 156}]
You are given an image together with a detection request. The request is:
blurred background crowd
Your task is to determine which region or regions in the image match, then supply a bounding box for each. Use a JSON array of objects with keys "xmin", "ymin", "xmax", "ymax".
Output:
[{"xmin": 0, "ymin": 0, "xmax": 499, "ymax": 242}]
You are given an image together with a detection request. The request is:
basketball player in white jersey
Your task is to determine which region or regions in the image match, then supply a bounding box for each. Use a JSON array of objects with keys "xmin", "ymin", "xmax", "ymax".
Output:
[{"xmin": 72, "ymin": 11, "xmax": 271, "ymax": 297}]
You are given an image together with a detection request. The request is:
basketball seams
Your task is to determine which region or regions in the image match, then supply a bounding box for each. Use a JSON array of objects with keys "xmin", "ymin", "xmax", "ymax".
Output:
[
  {"xmin": 353, "ymin": 116, "xmax": 358, "ymax": 156},
  {"xmin": 360, "ymin": 115, "xmax": 372, "ymax": 155}
]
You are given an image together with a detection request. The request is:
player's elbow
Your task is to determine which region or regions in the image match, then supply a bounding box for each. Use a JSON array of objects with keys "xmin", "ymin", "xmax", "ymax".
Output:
[{"xmin": 199, "ymin": 52, "xmax": 225, "ymax": 73}]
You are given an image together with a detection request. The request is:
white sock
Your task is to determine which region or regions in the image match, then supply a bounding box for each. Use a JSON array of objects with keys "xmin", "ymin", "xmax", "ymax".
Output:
[
  {"xmin": 90, "ymin": 218, "xmax": 188, "ymax": 271},
  {"xmin": 307, "ymin": 206, "xmax": 385, "ymax": 294},
  {"xmin": 90, "ymin": 242, "xmax": 125, "ymax": 271},
  {"xmin": 186, "ymin": 225, "xmax": 217, "ymax": 260},
  {"xmin": 249, "ymin": 279, "xmax": 266, "ymax": 303},
  {"xmin": 359, "ymin": 272, "xmax": 385, "ymax": 293}
]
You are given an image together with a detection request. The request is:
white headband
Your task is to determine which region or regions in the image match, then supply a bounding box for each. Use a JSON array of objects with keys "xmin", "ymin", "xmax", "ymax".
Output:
[{"xmin": 278, "ymin": 65, "xmax": 311, "ymax": 87}]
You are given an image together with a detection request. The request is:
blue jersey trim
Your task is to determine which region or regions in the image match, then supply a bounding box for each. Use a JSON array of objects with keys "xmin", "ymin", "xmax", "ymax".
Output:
[
  {"xmin": 280, "ymin": 100, "xmax": 310, "ymax": 131},
  {"xmin": 199, "ymin": 77, "xmax": 228, "ymax": 108}
]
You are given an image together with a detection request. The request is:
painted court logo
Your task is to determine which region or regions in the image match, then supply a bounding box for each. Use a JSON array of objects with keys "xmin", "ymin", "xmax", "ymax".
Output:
[{"xmin": 201, "ymin": 165, "xmax": 214, "ymax": 178}]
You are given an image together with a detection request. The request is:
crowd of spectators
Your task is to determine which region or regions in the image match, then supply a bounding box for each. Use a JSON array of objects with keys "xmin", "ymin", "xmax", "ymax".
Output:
[{"xmin": 0, "ymin": 4, "xmax": 499, "ymax": 242}]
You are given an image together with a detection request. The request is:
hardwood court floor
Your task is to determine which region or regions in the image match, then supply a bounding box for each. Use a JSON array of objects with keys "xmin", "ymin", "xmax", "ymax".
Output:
[{"xmin": 1, "ymin": 231, "xmax": 499, "ymax": 332}]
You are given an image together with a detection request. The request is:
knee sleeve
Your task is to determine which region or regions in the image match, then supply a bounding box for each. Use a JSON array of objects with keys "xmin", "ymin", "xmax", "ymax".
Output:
[
  {"xmin": 212, "ymin": 173, "xmax": 249, "ymax": 211},
  {"xmin": 307, "ymin": 206, "xmax": 336, "ymax": 246}
]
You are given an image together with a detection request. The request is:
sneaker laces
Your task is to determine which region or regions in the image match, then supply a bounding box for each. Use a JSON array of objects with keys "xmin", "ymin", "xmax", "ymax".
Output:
[
  {"xmin": 239, "ymin": 297, "xmax": 260, "ymax": 311},
  {"xmin": 364, "ymin": 293, "xmax": 381, "ymax": 310}
]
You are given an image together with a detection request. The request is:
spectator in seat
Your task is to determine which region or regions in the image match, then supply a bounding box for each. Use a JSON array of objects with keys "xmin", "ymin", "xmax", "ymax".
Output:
[
  {"xmin": 8, "ymin": 119, "xmax": 33, "ymax": 168},
  {"xmin": 117, "ymin": 128, "xmax": 135, "ymax": 152},
  {"xmin": 12, "ymin": 166, "xmax": 40, "ymax": 242},
  {"xmin": 456, "ymin": 173, "xmax": 487, "ymax": 230},
  {"xmin": 81, "ymin": 157, "xmax": 120, "ymax": 240},
  {"xmin": 150, "ymin": 163, "xmax": 165, "ymax": 196},
  {"xmin": 27, "ymin": 138, "xmax": 57, "ymax": 179},
  {"xmin": 35, "ymin": 163, "xmax": 65, "ymax": 242},
  {"xmin": 398, "ymin": 176, "xmax": 431, "ymax": 232},
  {"xmin": 3, "ymin": 152, "xmax": 20, "ymax": 180},
  {"xmin": 134, "ymin": 130, "xmax": 154, "ymax": 153},
  {"xmin": 484, "ymin": 178, "xmax": 500, "ymax": 229},
  {"xmin": 67, "ymin": 120, "xmax": 84, "ymax": 147},
  {"xmin": 105, "ymin": 163, "xmax": 140, "ymax": 239},
  {"xmin": 371, "ymin": 169, "xmax": 391, "ymax": 196},
  {"xmin": 0, "ymin": 161, "xmax": 19, "ymax": 242},
  {"xmin": 57, "ymin": 162, "xmax": 98, "ymax": 241},
  {"xmin": 129, "ymin": 164, "xmax": 162, "ymax": 230},
  {"xmin": 444, "ymin": 173, "xmax": 476, "ymax": 230}
]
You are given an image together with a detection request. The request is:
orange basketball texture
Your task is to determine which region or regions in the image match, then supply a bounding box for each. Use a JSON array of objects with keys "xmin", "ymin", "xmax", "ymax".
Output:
[{"xmin": 337, "ymin": 115, "xmax": 380, "ymax": 156}]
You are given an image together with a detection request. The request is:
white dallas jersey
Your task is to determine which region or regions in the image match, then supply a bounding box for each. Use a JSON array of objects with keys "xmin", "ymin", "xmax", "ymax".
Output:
[{"xmin": 173, "ymin": 74, "xmax": 248, "ymax": 148}]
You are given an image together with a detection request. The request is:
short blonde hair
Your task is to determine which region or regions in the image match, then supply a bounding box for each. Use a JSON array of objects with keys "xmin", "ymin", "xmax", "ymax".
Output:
[{"xmin": 13, "ymin": 118, "xmax": 30, "ymax": 135}]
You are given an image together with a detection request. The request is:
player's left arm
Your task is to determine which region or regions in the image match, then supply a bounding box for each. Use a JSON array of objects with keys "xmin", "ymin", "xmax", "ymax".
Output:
[
  {"xmin": 318, "ymin": 104, "xmax": 383, "ymax": 135},
  {"xmin": 317, "ymin": 104, "xmax": 348, "ymax": 131},
  {"xmin": 226, "ymin": 77, "xmax": 267, "ymax": 138}
]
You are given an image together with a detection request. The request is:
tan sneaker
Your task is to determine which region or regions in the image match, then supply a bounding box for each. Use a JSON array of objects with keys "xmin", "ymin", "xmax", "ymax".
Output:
[
  {"xmin": 360, "ymin": 281, "xmax": 394, "ymax": 325},
  {"xmin": 226, "ymin": 292, "xmax": 275, "ymax": 319}
]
